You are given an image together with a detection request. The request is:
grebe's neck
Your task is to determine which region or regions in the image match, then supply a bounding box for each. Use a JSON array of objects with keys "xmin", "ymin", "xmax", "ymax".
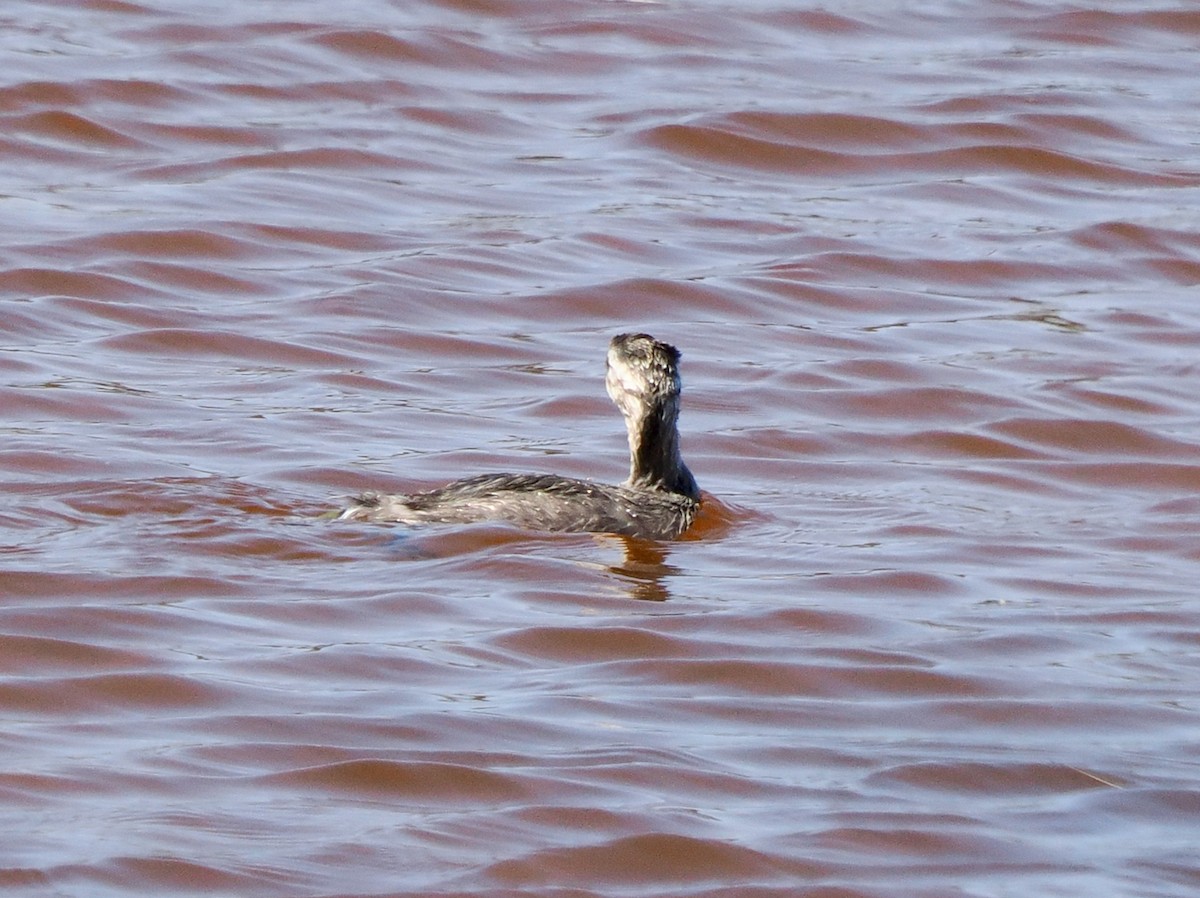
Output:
[
  {"xmin": 624, "ymin": 394, "xmax": 698, "ymax": 498},
  {"xmin": 606, "ymin": 333, "xmax": 699, "ymax": 501}
]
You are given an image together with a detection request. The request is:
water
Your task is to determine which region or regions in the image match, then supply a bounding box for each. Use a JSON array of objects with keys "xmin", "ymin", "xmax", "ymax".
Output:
[{"xmin": 3, "ymin": 1, "xmax": 1200, "ymax": 895}]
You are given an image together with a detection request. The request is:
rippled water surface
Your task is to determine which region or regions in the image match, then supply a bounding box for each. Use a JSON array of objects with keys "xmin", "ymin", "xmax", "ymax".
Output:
[{"xmin": 4, "ymin": 1, "xmax": 1200, "ymax": 895}]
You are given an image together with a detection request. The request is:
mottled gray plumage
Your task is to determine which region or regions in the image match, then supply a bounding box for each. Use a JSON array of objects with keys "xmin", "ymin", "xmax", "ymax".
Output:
[{"xmin": 339, "ymin": 333, "xmax": 700, "ymax": 539}]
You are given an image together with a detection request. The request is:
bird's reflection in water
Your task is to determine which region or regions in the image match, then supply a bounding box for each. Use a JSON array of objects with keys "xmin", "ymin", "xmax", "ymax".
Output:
[
  {"xmin": 604, "ymin": 535, "xmax": 679, "ymax": 602},
  {"xmin": 350, "ymin": 524, "xmax": 678, "ymax": 601}
]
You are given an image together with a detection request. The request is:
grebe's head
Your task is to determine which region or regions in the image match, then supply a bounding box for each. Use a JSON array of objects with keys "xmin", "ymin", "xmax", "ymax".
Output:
[{"xmin": 605, "ymin": 333, "xmax": 683, "ymax": 421}]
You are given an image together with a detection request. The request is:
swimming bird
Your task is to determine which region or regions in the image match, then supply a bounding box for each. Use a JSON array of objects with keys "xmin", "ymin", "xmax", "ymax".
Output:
[{"xmin": 338, "ymin": 333, "xmax": 700, "ymax": 539}]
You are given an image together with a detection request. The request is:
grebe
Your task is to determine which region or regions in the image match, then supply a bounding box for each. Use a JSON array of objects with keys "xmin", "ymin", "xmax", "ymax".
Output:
[{"xmin": 339, "ymin": 333, "xmax": 700, "ymax": 539}]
